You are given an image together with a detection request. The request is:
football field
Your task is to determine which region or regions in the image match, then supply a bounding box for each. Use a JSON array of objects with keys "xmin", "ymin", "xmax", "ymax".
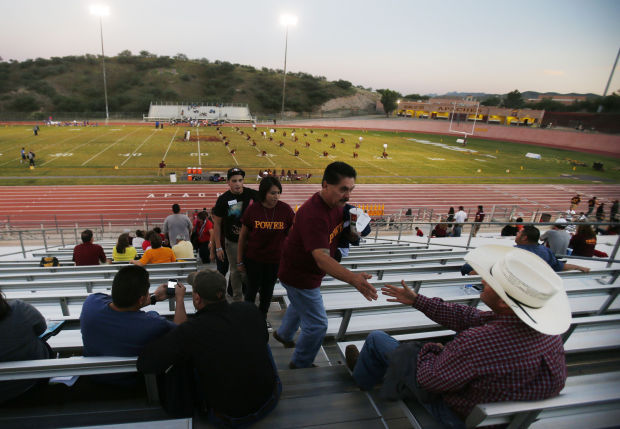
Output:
[{"xmin": 0, "ymin": 124, "xmax": 618, "ymax": 185}]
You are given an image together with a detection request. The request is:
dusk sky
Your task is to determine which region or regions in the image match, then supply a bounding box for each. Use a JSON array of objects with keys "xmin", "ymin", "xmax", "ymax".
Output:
[{"xmin": 1, "ymin": 0, "xmax": 619, "ymax": 96}]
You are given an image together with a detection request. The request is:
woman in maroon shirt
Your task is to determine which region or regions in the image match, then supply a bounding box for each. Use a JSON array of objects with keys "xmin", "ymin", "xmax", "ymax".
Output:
[
  {"xmin": 238, "ymin": 177, "xmax": 295, "ymax": 319},
  {"xmin": 569, "ymin": 224, "xmax": 597, "ymax": 257}
]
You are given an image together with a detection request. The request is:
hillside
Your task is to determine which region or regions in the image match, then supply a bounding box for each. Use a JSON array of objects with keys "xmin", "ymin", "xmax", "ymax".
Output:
[{"xmin": 0, "ymin": 51, "xmax": 372, "ymax": 118}]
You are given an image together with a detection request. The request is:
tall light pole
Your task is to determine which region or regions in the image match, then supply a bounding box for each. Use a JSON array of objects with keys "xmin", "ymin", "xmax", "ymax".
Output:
[
  {"xmin": 280, "ymin": 14, "xmax": 297, "ymax": 120},
  {"xmin": 90, "ymin": 4, "xmax": 110, "ymax": 122}
]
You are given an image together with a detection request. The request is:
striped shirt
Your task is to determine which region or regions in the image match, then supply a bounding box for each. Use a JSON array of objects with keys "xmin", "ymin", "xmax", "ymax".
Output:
[{"xmin": 413, "ymin": 295, "xmax": 567, "ymax": 419}]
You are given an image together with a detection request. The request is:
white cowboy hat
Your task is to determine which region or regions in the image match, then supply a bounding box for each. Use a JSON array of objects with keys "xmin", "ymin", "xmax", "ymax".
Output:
[{"xmin": 464, "ymin": 245, "xmax": 571, "ymax": 335}]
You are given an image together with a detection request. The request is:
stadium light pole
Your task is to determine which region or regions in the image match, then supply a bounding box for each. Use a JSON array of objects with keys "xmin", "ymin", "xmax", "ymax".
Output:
[
  {"xmin": 90, "ymin": 4, "xmax": 110, "ymax": 122},
  {"xmin": 280, "ymin": 14, "xmax": 298, "ymax": 121}
]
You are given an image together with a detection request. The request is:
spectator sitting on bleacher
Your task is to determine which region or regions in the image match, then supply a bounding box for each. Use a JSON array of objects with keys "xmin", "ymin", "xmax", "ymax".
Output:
[
  {"xmin": 80, "ymin": 265, "xmax": 187, "ymax": 384},
  {"xmin": 0, "ymin": 288, "xmax": 54, "ymax": 402},
  {"xmin": 112, "ymin": 232, "xmax": 138, "ymax": 262},
  {"xmin": 346, "ymin": 246, "xmax": 571, "ymax": 427},
  {"xmin": 172, "ymin": 234, "xmax": 194, "ymax": 260},
  {"xmin": 540, "ymin": 219, "xmax": 570, "ymax": 255},
  {"xmin": 132, "ymin": 229, "xmax": 146, "ymax": 249},
  {"xmin": 461, "ymin": 226, "xmax": 590, "ymax": 275},
  {"xmin": 137, "ymin": 269, "xmax": 280, "ymax": 425},
  {"xmin": 132, "ymin": 231, "xmax": 176, "ymax": 266},
  {"xmin": 73, "ymin": 229, "xmax": 108, "ymax": 266}
]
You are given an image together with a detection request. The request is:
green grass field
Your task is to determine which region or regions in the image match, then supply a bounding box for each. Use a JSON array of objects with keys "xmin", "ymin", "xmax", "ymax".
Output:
[{"xmin": 0, "ymin": 124, "xmax": 618, "ymax": 185}]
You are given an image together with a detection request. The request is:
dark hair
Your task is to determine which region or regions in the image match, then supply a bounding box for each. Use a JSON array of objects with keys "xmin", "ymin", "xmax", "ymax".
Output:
[
  {"xmin": 0, "ymin": 289, "xmax": 10, "ymax": 321},
  {"xmin": 576, "ymin": 224, "xmax": 596, "ymax": 239},
  {"xmin": 146, "ymin": 230, "xmax": 162, "ymax": 249},
  {"xmin": 458, "ymin": 206, "xmax": 464, "ymax": 211},
  {"xmin": 516, "ymin": 217, "xmax": 523, "ymax": 222},
  {"xmin": 115, "ymin": 232, "xmax": 131, "ymax": 254},
  {"xmin": 111, "ymin": 265, "xmax": 150, "ymax": 308},
  {"xmin": 258, "ymin": 176, "xmax": 282, "ymax": 202},
  {"xmin": 521, "ymin": 225, "xmax": 540, "ymax": 243},
  {"xmin": 448, "ymin": 207, "xmax": 454, "ymax": 214},
  {"xmin": 478, "ymin": 205, "xmax": 483, "ymax": 211},
  {"xmin": 172, "ymin": 203, "xmax": 180, "ymax": 214},
  {"xmin": 322, "ymin": 161, "xmax": 356, "ymax": 185},
  {"xmin": 81, "ymin": 229, "xmax": 93, "ymax": 243},
  {"xmin": 153, "ymin": 227, "xmax": 162, "ymax": 234},
  {"xmin": 135, "ymin": 229, "xmax": 145, "ymax": 238},
  {"xmin": 197, "ymin": 211, "xmax": 207, "ymax": 221}
]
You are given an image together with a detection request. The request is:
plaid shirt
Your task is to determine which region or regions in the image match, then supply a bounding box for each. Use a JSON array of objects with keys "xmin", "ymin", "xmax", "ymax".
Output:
[{"xmin": 413, "ymin": 295, "xmax": 567, "ymax": 419}]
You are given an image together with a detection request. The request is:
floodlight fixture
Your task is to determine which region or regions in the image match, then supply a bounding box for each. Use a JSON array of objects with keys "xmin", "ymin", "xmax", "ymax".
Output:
[
  {"xmin": 90, "ymin": 4, "xmax": 110, "ymax": 121},
  {"xmin": 280, "ymin": 13, "xmax": 298, "ymax": 120}
]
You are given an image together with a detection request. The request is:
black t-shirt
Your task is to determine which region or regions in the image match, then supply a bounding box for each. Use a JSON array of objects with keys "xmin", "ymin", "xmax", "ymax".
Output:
[{"xmin": 212, "ymin": 187, "xmax": 258, "ymax": 242}]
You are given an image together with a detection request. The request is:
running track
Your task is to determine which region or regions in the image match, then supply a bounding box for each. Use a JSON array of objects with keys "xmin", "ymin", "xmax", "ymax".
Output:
[{"xmin": 1, "ymin": 184, "xmax": 618, "ymax": 229}]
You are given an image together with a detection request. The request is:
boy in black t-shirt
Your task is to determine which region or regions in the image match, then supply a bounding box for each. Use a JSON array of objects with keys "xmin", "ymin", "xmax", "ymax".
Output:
[{"xmin": 212, "ymin": 168, "xmax": 258, "ymax": 301}]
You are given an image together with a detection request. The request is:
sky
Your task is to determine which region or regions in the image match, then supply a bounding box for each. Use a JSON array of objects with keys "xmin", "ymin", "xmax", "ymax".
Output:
[{"xmin": 1, "ymin": 0, "xmax": 619, "ymax": 96}]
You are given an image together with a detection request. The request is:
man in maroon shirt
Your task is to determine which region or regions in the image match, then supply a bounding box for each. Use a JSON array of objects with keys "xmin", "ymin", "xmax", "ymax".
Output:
[
  {"xmin": 273, "ymin": 162, "xmax": 378, "ymax": 369},
  {"xmin": 346, "ymin": 245, "xmax": 569, "ymax": 427},
  {"xmin": 73, "ymin": 229, "xmax": 108, "ymax": 266}
]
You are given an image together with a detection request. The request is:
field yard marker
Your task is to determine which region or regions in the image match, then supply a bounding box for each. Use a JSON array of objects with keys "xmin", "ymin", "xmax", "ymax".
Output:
[
  {"xmin": 121, "ymin": 131, "xmax": 156, "ymax": 166},
  {"xmin": 278, "ymin": 145, "xmax": 311, "ymax": 166},
  {"xmin": 40, "ymin": 132, "xmax": 110, "ymax": 166},
  {"xmin": 162, "ymin": 128, "xmax": 179, "ymax": 161},
  {"xmin": 249, "ymin": 143, "xmax": 275, "ymax": 166},
  {"xmin": 81, "ymin": 128, "xmax": 140, "ymax": 166},
  {"xmin": 0, "ymin": 131, "xmax": 84, "ymax": 166}
]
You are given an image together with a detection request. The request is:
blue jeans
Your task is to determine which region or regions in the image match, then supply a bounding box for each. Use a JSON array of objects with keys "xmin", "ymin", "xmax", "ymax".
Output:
[
  {"xmin": 276, "ymin": 283, "xmax": 328, "ymax": 368},
  {"xmin": 353, "ymin": 331, "xmax": 465, "ymax": 429},
  {"xmin": 452, "ymin": 225, "xmax": 462, "ymax": 237}
]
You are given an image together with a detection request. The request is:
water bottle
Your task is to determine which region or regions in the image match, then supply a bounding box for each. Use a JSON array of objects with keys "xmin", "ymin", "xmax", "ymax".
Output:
[{"xmin": 461, "ymin": 284, "xmax": 476, "ymax": 295}]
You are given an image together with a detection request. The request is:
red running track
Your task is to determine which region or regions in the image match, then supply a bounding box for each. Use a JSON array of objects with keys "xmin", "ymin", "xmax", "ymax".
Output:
[{"xmin": 1, "ymin": 184, "xmax": 618, "ymax": 228}]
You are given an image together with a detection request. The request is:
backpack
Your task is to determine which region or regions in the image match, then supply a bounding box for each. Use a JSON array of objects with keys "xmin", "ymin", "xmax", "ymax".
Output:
[{"xmin": 39, "ymin": 256, "xmax": 59, "ymax": 267}]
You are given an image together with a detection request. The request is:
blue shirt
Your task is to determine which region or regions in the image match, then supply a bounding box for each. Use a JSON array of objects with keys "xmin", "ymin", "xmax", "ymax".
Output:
[
  {"xmin": 461, "ymin": 244, "xmax": 565, "ymax": 275},
  {"xmin": 80, "ymin": 293, "xmax": 175, "ymax": 357}
]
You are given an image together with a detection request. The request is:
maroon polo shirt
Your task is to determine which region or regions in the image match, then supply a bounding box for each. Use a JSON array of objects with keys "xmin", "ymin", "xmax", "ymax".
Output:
[
  {"xmin": 73, "ymin": 242, "xmax": 107, "ymax": 266},
  {"xmin": 278, "ymin": 192, "xmax": 344, "ymax": 289},
  {"xmin": 241, "ymin": 200, "xmax": 295, "ymax": 264}
]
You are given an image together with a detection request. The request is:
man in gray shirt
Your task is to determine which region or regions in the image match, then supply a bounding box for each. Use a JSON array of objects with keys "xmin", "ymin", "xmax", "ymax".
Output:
[
  {"xmin": 163, "ymin": 203, "xmax": 192, "ymax": 245},
  {"xmin": 541, "ymin": 219, "xmax": 571, "ymax": 255}
]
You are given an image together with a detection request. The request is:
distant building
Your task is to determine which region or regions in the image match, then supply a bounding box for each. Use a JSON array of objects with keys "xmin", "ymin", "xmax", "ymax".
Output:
[
  {"xmin": 529, "ymin": 95, "xmax": 587, "ymax": 105},
  {"xmin": 396, "ymin": 98, "xmax": 544, "ymax": 126}
]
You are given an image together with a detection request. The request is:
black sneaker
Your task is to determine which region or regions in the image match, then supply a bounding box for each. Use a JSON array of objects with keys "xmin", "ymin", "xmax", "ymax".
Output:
[
  {"xmin": 345, "ymin": 345, "xmax": 360, "ymax": 372},
  {"xmin": 273, "ymin": 330, "xmax": 295, "ymax": 348}
]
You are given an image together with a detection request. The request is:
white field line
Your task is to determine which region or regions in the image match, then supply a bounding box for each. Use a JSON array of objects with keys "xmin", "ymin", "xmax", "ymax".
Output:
[
  {"xmin": 81, "ymin": 128, "xmax": 140, "ymax": 166},
  {"xmin": 197, "ymin": 129, "xmax": 201, "ymax": 166},
  {"xmin": 40, "ymin": 132, "xmax": 110, "ymax": 166},
  {"xmin": 278, "ymin": 145, "xmax": 311, "ymax": 167},
  {"xmin": 121, "ymin": 130, "xmax": 157, "ymax": 166},
  {"xmin": 231, "ymin": 151, "xmax": 239, "ymax": 165},
  {"xmin": 162, "ymin": 128, "xmax": 179, "ymax": 161},
  {"xmin": 251, "ymin": 142, "xmax": 275, "ymax": 166}
]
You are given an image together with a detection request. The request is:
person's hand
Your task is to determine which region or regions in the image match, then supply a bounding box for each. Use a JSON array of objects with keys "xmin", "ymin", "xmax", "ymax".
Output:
[
  {"xmin": 382, "ymin": 280, "xmax": 418, "ymax": 306},
  {"xmin": 351, "ymin": 272, "xmax": 377, "ymax": 301},
  {"xmin": 174, "ymin": 282, "xmax": 186, "ymax": 301},
  {"xmin": 216, "ymin": 248, "xmax": 225, "ymax": 262},
  {"xmin": 237, "ymin": 262, "xmax": 246, "ymax": 273},
  {"xmin": 153, "ymin": 284, "xmax": 167, "ymax": 301},
  {"xmin": 578, "ymin": 266, "xmax": 590, "ymax": 273}
]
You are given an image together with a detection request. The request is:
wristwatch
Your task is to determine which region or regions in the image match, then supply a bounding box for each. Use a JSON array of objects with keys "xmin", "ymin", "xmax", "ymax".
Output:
[{"xmin": 150, "ymin": 295, "xmax": 157, "ymax": 305}]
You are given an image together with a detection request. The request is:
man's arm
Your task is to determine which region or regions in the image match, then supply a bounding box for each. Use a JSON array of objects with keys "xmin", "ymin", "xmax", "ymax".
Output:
[
  {"xmin": 312, "ymin": 248, "xmax": 377, "ymax": 301},
  {"xmin": 236, "ymin": 224, "xmax": 249, "ymax": 272},
  {"xmin": 211, "ymin": 214, "xmax": 225, "ymax": 261},
  {"xmin": 416, "ymin": 338, "xmax": 476, "ymax": 393},
  {"xmin": 563, "ymin": 263, "xmax": 590, "ymax": 273}
]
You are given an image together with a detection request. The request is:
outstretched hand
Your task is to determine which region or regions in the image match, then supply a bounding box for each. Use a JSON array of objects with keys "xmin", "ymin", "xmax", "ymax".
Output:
[
  {"xmin": 382, "ymin": 280, "xmax": 418, "ymax": 306},
  {"xmin": 351, "ymin": 272, "xmax": 378, "ymax": 301}
]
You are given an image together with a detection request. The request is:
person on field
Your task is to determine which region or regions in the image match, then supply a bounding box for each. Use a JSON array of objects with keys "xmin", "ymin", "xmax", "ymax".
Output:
[
  {"xmin": 345, "ymin": 246, "xmax": 570, "ymax": 427},
  {"xmin": 273, "ymin": 162, "xmax": 378, "ymax": 369},
  {"xmin": 20, "ymin": 148, "xmax": 26, "ymax": 164},
  {"xmin": 28, "ymin": 151, "xmax": 35, "ymax": 167}
]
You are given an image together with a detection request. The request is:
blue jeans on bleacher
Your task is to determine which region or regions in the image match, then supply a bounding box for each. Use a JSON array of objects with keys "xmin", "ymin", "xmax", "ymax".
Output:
[
  {"xmin": 276, "ymin": 283, "xmax": 328, "ymax": 368},
  {"xmin": 353, "ymin": 331, "xmax": 465, "ymax": 429}
]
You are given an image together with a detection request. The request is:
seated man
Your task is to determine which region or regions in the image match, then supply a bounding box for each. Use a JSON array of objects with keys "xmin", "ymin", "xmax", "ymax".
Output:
[
  {"xmin": 346, "ymin": 246, "xmax": 570, "ymax": 427},
  {"xmin": 73, "ymin": 229, "xmax": 108, "ymax": 266},
  {"xmin": 461, "ymin": 225, "xmax": 589, "ymax": 275},
  {"xmin": 172, "ymin": 234, "xmax": 194, "ymax": 259},
  {"xmin": 132, "ymin": 231, "xmax": 176, "ymax": 266},
  {"xmin": 138, "ymin": 269, "xmax": 280, "ymax": 426},
  {"xmin": 80, "ymin": 265, "xmax": 187, "ymax": 383},
  {"xmin": 540, "ymin": 219, "xmax": 570, "ymax": 255}
]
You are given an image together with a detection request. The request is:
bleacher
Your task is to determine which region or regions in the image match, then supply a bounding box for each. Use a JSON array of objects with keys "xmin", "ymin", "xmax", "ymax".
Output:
[
  {"xmin": 1, "ymin": 237, "xmax": 619, "ymax": 428},
  {"xmin": 143, "ymin": 102, "xmax": 254, "ymax": 123}
]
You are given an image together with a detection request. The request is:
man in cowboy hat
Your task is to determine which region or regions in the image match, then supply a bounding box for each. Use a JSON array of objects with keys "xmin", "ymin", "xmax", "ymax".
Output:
[{"xmin": 345, "ymin": 245, "xmax": 570, "ymax": 427}]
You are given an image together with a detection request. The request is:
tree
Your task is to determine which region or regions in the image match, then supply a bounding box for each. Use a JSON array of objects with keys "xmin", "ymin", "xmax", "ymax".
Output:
[
  {"xmin": 174, "ymin": 53, "xmax": 188, "ymax": 61},
  {"xmin": 403, "ymin": 93, "xmax": 429, "ymax": 101},
  {"xmin": 378, "ymin": 89, "xmax": 401, "ymax": 117},
  {"xmin": 481, "ymin": 95, "xmax": 501, "ymax": 106},
  {"xmin": 334, "ymin": 79, "xmax": 352, "ymax": 90},
  {"xmin": 118, "ymin": 50, "xmax": 132, "ymax": 57},
  {"xmin": 504, "ymin": 89, "xmax": 524, "ymax": 108}
]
